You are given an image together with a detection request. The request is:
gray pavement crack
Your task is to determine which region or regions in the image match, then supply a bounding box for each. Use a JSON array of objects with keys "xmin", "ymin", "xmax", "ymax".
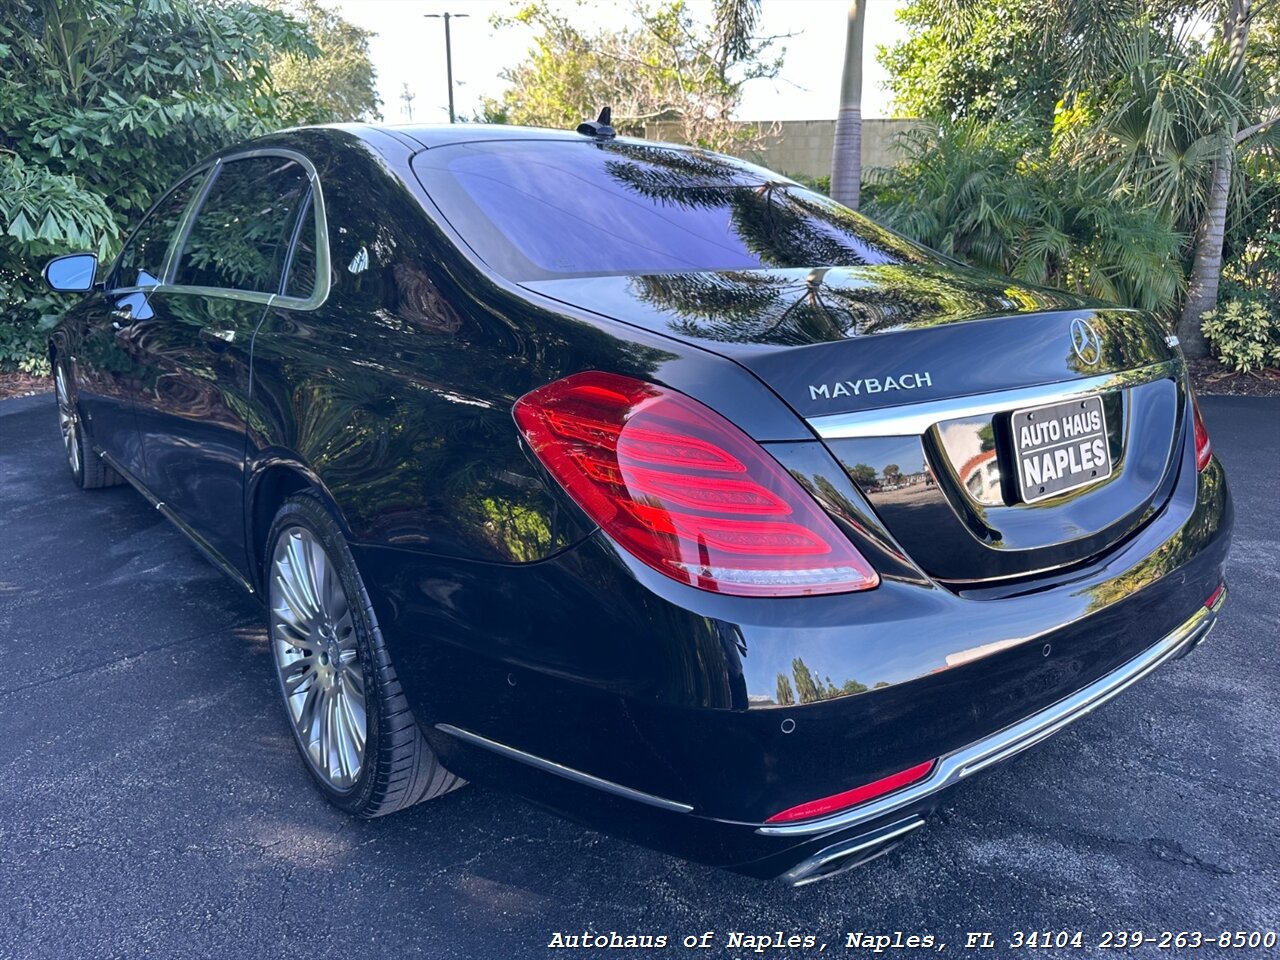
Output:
[
  {"xmin": 1146, "ymin": 837, "xmax": 1235, "ymax": 875},
  {"xmin": 1044, "ymin": 819, "xmax": 1239, "ymax": 877}
]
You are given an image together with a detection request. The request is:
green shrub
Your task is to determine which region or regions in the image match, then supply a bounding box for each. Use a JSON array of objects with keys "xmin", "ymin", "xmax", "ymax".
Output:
[
  {"xmin": 0, "ymin": 290, "xmax": 69, "ymax": 375},
  {"xmin": 864, "ymin": 118, "xmax": 1185, "ymax": 314},
  {"xmin": 0, "ymin": 323, "xmax": 53, "ymax": 376},
  {"xmin": 1201, "ymin": 300, "xmax": 1280, "ymax": 373}
]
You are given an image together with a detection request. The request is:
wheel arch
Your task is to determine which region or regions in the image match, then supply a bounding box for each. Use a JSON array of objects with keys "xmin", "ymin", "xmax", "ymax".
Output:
[
  {"xmin": 245, "ymin": 454, "xmax": 353, "ymax": 594},
  {"xmin": 47, "ymin": 330, "xmax": 70, "ymax": 370}
]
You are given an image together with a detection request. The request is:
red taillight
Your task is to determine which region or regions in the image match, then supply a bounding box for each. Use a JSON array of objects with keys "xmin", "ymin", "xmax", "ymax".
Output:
[
  {"xmin": 513, "ymin": 372, "xmax": 879, "ymax": 597},
  {"xmin": 1192, "ymin": 394, "xmax": 1212, "ymax": 472},
  {"xmin": 1205, "ymin": 583, "xmax": 1225, "ymax": 609},
  {"xmin": 765, "ymin": 760, "xmax": 937, "ymax": 824}
]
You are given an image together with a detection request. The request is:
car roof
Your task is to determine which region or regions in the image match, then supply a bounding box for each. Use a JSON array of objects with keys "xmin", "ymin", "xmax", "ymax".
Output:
[
  {"xmin": 378, "ymin": 122, "xmax": 602, "ymax": 149},
  {"xmin": 212, "ymin": 122, "xmax": 655, "ymax": 176},
  {"xmin": 221, "ymin": 122, "xmax": 789, "ymax": 194},
  {"xmin": 312, "ymin": 121, "xmax": 714, "ymax": 157}
]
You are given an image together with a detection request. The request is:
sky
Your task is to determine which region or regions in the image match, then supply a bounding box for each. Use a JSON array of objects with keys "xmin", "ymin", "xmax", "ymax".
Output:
[{"xmin": 321, "ymin": 0, "xmax": 911, "ymax": 125}]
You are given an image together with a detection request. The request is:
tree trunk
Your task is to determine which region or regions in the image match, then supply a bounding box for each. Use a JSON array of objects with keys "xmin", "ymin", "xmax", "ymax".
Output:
[
  {"xmin": 1178, "ymin": 154, "xmax": 1231, "ymax": 357},
  {"xmin": 1177, "ymin": 0, "xmax": 1249, "ymax": 359},
  {"xmin": 831, "ymin": 1, "xmax": 864, "ymax": 209}
]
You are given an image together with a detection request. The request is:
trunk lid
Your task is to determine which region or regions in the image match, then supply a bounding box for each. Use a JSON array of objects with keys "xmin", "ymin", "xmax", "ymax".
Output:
[{"xmin": 525, "ymin": 265, "xmax": 1187, "ymax": 584}]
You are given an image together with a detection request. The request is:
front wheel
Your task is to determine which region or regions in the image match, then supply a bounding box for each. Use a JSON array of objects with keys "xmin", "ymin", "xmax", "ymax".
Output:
[
  {"xmin": 265, "ymin": 493, "xmax": 462, "ymax": 817},
  {"xmin": 55, "ymin": 361, "xmax": 120, "ymax": 489}
]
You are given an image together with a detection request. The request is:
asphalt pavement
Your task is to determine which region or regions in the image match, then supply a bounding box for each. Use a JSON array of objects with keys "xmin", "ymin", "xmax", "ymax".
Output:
[{"xmin": 0, "ymin": 393, "xmax": 1276, "ymax": 960}]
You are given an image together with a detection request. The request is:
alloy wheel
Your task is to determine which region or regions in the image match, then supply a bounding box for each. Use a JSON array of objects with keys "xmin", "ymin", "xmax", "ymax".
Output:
[
  {"xmin": 55, "ymin": 365, "xmax": 81, "ymax": 476},
  {"xmin": 269, "ymin": 526, "xmax": 368, "ymax": 789}
]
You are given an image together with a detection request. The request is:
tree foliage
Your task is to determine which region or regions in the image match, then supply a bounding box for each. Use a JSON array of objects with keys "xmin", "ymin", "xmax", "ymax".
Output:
[
  {"xmin": 866, "ymin": 119, "xmax": 1184, "ymax": 312},
  {"xmin": 269, "ymin": 0, "xmax": 381, "ymax": 122},
  {"xmin": 481, "ymin": 0, "xmax": 785, "ymax": 153},
  {"xmin": 0, "ymin": 0, "xmax": 375, "ymax": 372},
  {"xmin": 880, "ymin": 0, "xmax": 1065, "ymax": 122},
  {"xmin": 874, "ymin": 0, "xmax": 1280, "ymax": 355}
]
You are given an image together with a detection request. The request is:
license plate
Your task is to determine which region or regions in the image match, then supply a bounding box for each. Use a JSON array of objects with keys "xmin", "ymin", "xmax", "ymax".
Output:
[{"xmin": 1012, "ymin": 395, "xmax": 1113, "ymax": 503}]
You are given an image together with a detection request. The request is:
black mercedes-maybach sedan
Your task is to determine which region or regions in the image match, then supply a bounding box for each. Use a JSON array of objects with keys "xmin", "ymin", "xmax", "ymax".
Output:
[{"xmin": 43, "ymin": 121, "xmax": 1231, "ymax": 885}]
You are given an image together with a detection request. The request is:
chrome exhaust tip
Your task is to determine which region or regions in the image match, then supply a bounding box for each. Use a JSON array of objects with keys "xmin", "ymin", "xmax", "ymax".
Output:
[
  {"xmin": 1175, "ymin": 585, "xmax": 1226, "ymax": 660},
  {"xmin": 1175, "ymin": 614, "xmax": 1218, "ymax": 659},
  {"xmin": 780, "ymin": 817, "xmax": 924, "ymax": 887}
]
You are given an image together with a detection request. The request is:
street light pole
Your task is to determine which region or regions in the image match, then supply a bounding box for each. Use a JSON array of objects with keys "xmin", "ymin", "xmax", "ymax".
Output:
[{"xmin": 424, "ymin": 12, "xmax": 469, "ymax": 123}]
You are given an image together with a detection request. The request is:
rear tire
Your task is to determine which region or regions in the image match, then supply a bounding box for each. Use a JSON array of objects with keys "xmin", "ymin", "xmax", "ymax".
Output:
[
  {"xmin": 55, "ymin": 360, "xmax": 121, "ymax": 490},
  {"xmin": 265, "ymin": 493, "xmax": 462, "ymax": 817}
]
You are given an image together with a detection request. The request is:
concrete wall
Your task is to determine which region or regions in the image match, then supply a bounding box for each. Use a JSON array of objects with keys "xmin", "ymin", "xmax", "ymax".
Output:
[{"xmin": 641, "ymin": 118, "xmax": 922, "ymax": 180}]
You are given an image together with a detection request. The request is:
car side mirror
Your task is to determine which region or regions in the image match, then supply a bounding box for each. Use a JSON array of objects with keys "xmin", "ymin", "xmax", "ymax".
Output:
[{"xmin": 44, "ymin": 253, "xmax": 98, "ymax": 292}]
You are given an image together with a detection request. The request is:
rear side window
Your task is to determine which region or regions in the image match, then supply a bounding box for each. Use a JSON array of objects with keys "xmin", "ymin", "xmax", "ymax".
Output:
[
  {"xmin": 174, "ymin": 155, "xmax": 310, "ymax": 294},
  {"xmin": 282, "ymin": 194, "xmax": 317, "ymax": 300},
  {"xmin": 413, "ymin": 141, "xmax": 936, "ymax": 281},
  {"xmin": 113, "ymin": 172, "xmax": 207, "ymax": 289}
]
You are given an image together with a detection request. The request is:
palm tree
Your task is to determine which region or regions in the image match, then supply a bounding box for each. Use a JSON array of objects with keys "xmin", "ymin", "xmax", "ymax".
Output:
[
  {"xmin": 1051, "ymin": 0, "xmax": 1279, "ymax": 356},
  {"xmin": 714, "ymin": 0, "xmax": 762, "ymax": 67},
  {"xmin": 865, "ymin": 119, "xmax": 1185, "ymax": 314},
  {"xmin": 893, "ymin": 0, "xmax": 1279, "ymax": 356},
  {"xmin": 1178, "ymin": 0, "xmax": 1274, "ymax": 355},
  {"xmin": 831, "ymin": 1, "xmax": 866, "ymax": 209}
]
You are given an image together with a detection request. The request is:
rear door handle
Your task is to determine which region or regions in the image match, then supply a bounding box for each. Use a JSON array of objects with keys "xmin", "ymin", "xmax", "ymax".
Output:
[{"xmin": 200, "ymin": 328, "xmax": 237, "ymax": 345}]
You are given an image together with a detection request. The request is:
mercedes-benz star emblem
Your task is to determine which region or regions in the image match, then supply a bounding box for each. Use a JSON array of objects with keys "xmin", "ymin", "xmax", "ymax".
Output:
[{"xmin": 1070, "ymin": 317, "xmax": 1103, "ymax": 366}]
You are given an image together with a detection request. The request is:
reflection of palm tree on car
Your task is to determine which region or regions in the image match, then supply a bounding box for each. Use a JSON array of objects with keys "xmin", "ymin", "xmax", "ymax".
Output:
[{"xmin": 602, "ymin": 143, "xmax": 1083, "ymax": 344}]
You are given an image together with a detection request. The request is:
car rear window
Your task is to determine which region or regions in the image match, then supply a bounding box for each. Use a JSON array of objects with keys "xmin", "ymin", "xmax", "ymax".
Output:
[
  {"xmin": 412, "ymin": 141, "xmax": 933, "ymax": 281},
  {"xmin": 282, "ymin": 193, "xmax": 318, "ymax": 300}
]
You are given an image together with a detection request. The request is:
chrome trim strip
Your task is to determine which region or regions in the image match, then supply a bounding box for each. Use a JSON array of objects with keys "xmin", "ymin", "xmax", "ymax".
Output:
[
  {"xmin": 807, "ymin": 360, "xmax": 1181, "ymax": 439},
  {"xmin": 436, "ymin": 723, "xmax": 696, "ymax": 814},
  {"xmin": 156, "ymin": 502, "xmax": 256, "ymax": 595},
  {"xmin": 757, "ymin": 599, "xmax": 1220, "ymax": 837},
  {"xmin": 95, "ymin": 447, "xmax": 255, "ymax": 594}
]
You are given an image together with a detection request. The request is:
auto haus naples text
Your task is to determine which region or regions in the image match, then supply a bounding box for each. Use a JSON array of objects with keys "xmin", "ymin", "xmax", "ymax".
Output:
[
  {"xmin": 1019, "ymin": 404, "xmax": 1108, "ymax": 489},
  {"xmin": 546, "ymin": 930, "xmax": 941, "ymax": 951}
]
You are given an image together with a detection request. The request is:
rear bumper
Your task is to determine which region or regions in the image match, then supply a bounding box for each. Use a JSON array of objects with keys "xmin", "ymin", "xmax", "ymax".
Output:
[
  {"xmin": 431, "ymin": 589, "xmax": 1225, "ymax": 884},
  {"xmin": 766, "ymin": 589, "xmax": 1224, "ymax": 883},
  {"xmin": 762, "ymin": 588, "xmax": 1223, "ymax": 841}
]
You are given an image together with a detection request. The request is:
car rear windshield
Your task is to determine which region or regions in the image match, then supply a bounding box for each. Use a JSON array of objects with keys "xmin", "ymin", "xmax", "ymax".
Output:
[{"xmin": 412, "ymin": 140, "xmax": 937, "ymax": 281}]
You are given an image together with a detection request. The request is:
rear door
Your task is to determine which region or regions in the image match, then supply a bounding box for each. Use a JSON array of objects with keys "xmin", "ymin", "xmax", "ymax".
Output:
[{"xmin": 132, "ymin": 152, "xmax": 315, "ymax": 581}]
